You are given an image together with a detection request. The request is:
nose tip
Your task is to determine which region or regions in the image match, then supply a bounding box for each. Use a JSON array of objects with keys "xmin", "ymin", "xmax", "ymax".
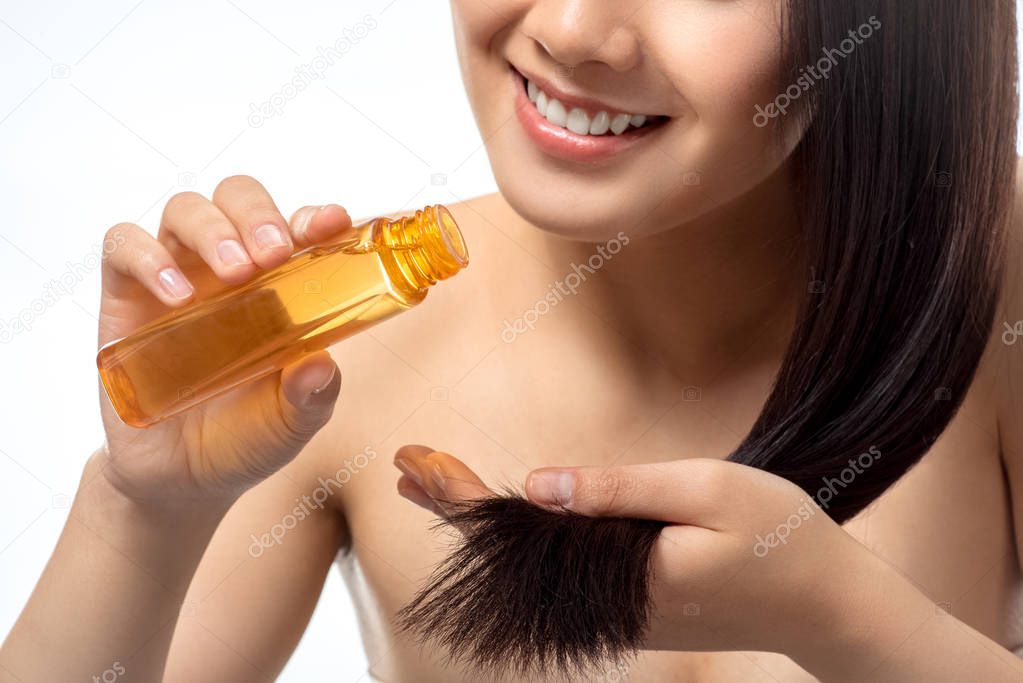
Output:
[{"xmin": 524, "ymin": 2, "xmax": 641, "ymax": 73}]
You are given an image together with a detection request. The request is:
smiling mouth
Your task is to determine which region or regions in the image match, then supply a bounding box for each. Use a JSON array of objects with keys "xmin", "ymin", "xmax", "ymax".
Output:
[{"xmin": 515, "ymin": 69, "xmax": 670, "ymax": 138}]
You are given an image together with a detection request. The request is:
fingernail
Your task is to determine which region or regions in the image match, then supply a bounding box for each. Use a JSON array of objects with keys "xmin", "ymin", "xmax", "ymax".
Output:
[
  {"xmin": 430, "ymin": 463, "xmax": 446, "ymax": 492},
  {"xmin": 527, "ymin": 470, "xmax": 575, "ymax": 507},
  {"xmin": 309, "ymin": 364, "xmax": 337, "ymax": 395},
  {"xmin": 302, "ymin": 364, "xmax": 337, "ymax": 407},
  {"xmin": 293, "ymin": 209, "xmax": 315, "ymax": 241},
  {"xmin": 216, "ymin": 239, "xmax": 251, "ymax": 267},
  {"xmin": 395, "ymin": 458, "xmax": 424, "ymax": 487},
  {"xmin": 157, "ymin": 268, "xmax": 193, "ymax": 300},
  {"xmin": 254, "ymin": 223, "xmax": 288, "ymax": 249}
]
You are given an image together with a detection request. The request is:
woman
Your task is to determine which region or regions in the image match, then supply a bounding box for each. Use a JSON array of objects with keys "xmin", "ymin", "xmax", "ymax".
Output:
[{"xmin": 3, "ymin": 0, "xmax": 1023, "ymax": 681}]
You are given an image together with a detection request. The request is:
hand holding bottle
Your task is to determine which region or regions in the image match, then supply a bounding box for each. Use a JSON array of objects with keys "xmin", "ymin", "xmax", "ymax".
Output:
[{"xmin": 96, "ymin": 175, "xmax": 347, "ymax": 504}]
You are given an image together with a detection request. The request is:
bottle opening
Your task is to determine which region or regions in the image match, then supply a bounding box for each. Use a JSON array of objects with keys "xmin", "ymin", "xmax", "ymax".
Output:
[
  {"xmin": 377, "ymin": 204, "xmax": 469, "ymax": 290},
  {"xmin": 434, "ymin": 205, "xmax": 469, "ymax": 269}
]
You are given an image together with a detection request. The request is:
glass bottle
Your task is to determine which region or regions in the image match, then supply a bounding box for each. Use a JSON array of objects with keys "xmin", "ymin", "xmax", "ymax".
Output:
[{"xmin": 97, "ymin": 205, "xmax": 468, "ymax": 427}]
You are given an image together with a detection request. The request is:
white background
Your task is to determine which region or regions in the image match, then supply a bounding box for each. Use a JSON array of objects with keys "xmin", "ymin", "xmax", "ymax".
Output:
[{"xmin": 1, "ymin": 2, "xmax": 1021, "ymax": 682}]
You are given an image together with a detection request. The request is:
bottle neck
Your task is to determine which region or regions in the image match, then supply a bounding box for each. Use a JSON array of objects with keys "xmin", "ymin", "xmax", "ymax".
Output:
[{"xmin": 375, "ymin": 205, "xmax": 469, "ymax": 290}]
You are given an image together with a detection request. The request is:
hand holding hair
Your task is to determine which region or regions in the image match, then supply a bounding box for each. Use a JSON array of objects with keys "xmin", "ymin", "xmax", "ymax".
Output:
[{"xmin": 393, "ymin": 448, "xmax": 1023, "ymax": 682}]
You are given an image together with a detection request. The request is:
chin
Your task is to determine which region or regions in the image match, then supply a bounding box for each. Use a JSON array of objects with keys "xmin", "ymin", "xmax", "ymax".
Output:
[
  {"xmin": 492, "ymin": 164, "xmax": 707, "ymax": 244},
  {"xmin": 483, "ymin": 140, "xmax": 687, "ymax": 243},
  {"xmin": 503, "ymin": 182, "xmax": 645, "ymax": 243}
]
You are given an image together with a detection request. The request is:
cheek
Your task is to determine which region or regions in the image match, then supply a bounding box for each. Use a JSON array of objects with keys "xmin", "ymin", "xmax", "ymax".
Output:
[
  {"xmin": 653, "ymin": 1, "xmax": 785, "ymax": 123},
  {"xmin": 450, "ymin": 0, "xmax": 527, "ymax": 53},
  {"xmin": 649, "ymin": 3, "xmax": 796, "ymax": 193},
  {"xmin": 449, "ymin": 0, "xmax": 526, "ymax": 124}
]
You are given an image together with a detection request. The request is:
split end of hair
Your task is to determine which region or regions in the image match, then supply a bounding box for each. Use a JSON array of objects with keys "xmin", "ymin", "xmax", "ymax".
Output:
[{"xmin": 396, "ymin": 492, "xmax": 667, "ymax": 679}]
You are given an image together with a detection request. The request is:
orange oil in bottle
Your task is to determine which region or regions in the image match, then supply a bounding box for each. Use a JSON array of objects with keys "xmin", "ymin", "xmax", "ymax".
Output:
[{"xmin": 97, "ymin": 205, "xmax": 468, "ymax": 427}]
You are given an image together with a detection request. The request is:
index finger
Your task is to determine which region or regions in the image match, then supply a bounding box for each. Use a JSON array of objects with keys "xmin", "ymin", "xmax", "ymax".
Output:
[
  {"xmin": 393, "ymin": 446, "xmax": 493, "ymax": 519},
  {"xmin": 524, "ymin": 458, "xmax": 744, "ymax": 529}
]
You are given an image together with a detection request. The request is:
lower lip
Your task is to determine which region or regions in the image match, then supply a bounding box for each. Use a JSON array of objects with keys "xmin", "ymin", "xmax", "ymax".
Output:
[{"xmin": 511, "ymin": 71, "xmax": 666, "ymax": 164}]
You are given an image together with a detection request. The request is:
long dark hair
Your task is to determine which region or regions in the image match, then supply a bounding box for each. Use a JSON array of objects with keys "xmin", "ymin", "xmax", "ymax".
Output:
[{"xmin": 398, "ymin": 1, "xmax": 1019, "ymax": 677}]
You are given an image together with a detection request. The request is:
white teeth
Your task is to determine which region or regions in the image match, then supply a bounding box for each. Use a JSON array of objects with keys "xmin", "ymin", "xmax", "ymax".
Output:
[
  {"xmin": 545, "ymin": 98, "xmax": 567, "ymax": 127},
  {"xmin": 589, "ymin": 111, "xmax": 610, "ymax": 135},
  {"xmin": 524, "ymin": 77, "xmax": 656, "ymax": 136},
  {"xmin": 566, "ymin": 107, "xmax": 591, "ymax": 135},
  {"xmin": 536, "ymin": 90, "xmax": 549, "ymax": 117},
  {"xmin": 610, "ymin": 113, "xmax": 631, "ymax": 135}
]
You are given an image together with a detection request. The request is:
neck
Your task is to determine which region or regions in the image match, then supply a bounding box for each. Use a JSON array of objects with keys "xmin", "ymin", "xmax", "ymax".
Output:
[{"xmin": 508, "ymin": 165, "xmax": 804, "ymax": 384}]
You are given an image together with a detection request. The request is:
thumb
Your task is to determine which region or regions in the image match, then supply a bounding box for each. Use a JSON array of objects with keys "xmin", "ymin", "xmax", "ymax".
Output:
[
  {"xmin": 525, "ymin": 459, "xmax": 728, "ymax": 526},
  {"xmin": 277, "ymin": 351, "xmax": 341, "ymax": 443}
]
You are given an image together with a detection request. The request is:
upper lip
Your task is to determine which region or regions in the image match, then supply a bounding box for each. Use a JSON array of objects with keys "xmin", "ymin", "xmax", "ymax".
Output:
[{"xmin": 512, "ymin": 65, "xmax": 664, "ymax": 119}]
